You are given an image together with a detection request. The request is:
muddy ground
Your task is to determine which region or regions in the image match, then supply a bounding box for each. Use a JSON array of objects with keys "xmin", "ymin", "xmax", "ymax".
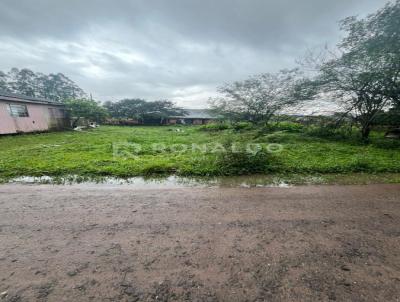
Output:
[{"xmin": 0, "ymin": 184, "xmax": 399, "ymax": 301}]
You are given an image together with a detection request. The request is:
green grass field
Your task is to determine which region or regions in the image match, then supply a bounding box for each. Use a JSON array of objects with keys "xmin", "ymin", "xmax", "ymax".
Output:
[{"xmin": 0, "ymin": 125, "xmax": 399, "ymax": 182}]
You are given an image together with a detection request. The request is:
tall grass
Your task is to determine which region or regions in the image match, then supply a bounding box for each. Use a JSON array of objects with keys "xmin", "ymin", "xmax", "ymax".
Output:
[{"xmin": 0, "ymin": 125, "xmax": 399, "ymax": 181}]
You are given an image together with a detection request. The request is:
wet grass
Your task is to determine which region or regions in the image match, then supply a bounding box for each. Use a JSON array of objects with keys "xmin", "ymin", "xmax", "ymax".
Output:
[{"xmin": 0, "ymin": 125, "xmax": 399, "ymax": 182}]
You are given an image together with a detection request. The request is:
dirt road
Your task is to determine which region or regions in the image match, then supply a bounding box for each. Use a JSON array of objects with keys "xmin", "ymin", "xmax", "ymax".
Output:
[{"xmin": 0, "ymin": 184, "xmax": 399, "ymax": 301}]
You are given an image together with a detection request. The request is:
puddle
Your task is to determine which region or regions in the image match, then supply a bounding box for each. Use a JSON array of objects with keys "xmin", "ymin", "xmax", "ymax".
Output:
[
  {"xmin": 7, "ymin": 175, "xmax": 295, "ymax": 188},
  {"xmin": 5, "ymin": 173, "xmax": 400, "ymax": 187}
]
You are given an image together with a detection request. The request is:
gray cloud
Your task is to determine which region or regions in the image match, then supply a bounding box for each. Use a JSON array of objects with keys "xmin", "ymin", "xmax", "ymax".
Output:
[{"xmin": 0, "ymin": 0, "xmax": 385, "ymax": 107}]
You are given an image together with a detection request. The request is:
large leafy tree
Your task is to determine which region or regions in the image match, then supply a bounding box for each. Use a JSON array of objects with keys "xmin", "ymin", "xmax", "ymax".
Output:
[
  {"xmin": 0, "ymin": 68, "xmax": 86, "ymax": 102},
  {"xmin": 340, "ymin": 0, "xmax": 400, "ymax": 106},
  {"xmin": 0, "ymin": 71, "xmax": 8, "ymax": 92},
  {"xmin": 211, "ymin": 69, "xmax": 303, "ymax": 124},
  {"xmin": 7, "ymin": 68, "xmax": 38, "ymax": 97},
  {"xmin": 140, "ymin": 100, "xmax": 187, "ymax": 123},
  {"xmin": 300, "ymin": 1, "xmax": 400, "ymax": 140},
  {"xmin": 104, "ymin": 99, "xmax": 186, "ymax": 123},
  {"xmin": 38, "ymin": 73, "xmax": 86, "ymax": 102},
  {"xmin": 312, "ymin": 51, "xmax": 392, "ymax": 140},
  {"xmin": 65, "ymin": 99, "xmax": 109, "ymax": 128},
  {"xmin": 104, "ymin": 99, "xmax": 147, "ymax": 119}
]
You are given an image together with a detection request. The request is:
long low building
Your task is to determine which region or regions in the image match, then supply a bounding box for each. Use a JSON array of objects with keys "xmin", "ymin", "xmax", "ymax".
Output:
[
  {"xmin": 105, "ymin": 109, "xmax": 219, "ymax": 126},
  {"xmin": 166, "ymin": 109, "xmax": 218, "ymax": 125},
  {"xmin": 0, "ymin": 92, "xmax": 69, "ymax": 135}
]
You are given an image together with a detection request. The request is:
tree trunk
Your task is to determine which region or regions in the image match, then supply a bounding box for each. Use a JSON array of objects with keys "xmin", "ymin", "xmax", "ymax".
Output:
[{"xmin": 361, "ymin": 124, "xmax": 371, "ymax": 141}]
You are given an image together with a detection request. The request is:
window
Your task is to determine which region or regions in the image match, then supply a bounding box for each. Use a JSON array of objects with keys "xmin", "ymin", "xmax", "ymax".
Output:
[{"xmin": 8, "ymin": 104, "xmax": 29, "ymax": 117}]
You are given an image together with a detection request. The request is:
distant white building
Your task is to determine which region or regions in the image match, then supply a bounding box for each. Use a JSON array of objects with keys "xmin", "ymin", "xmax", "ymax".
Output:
[{"xmin": 166, "ymin": 109, "xmax": 218, "ymax": 125}]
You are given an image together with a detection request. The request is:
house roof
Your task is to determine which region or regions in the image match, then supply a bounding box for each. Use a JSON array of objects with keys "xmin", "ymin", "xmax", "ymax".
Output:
[
  {"xmin": 170, "ymin": 109, "xmax": 218, "ymax": 119},
  {"xmin": 0, "ymin": 91, "xmax": 64, "ymax": 106}
]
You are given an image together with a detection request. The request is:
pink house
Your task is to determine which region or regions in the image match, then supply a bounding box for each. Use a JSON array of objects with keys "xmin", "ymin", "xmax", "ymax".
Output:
[{"xmin": 0, "ymin": 92, "xmax": 69, "ymax": 135}]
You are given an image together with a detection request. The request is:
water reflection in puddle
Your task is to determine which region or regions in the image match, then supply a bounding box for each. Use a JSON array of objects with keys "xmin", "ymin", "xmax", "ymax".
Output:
[{"xmin": 8, "ymin": 175, "xmax": 296, "ymax": 188}]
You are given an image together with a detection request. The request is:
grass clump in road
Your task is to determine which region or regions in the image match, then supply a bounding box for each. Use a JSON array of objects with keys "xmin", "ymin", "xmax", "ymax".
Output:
[{"xmin": 0, "ymin": 125, "xmax": 399, "ymax": 181}]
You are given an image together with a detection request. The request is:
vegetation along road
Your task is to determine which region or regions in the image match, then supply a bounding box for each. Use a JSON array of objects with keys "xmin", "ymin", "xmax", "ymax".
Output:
[{"xmin": 0, "ymin": 125, "xmax": 400, "ymax": 182}]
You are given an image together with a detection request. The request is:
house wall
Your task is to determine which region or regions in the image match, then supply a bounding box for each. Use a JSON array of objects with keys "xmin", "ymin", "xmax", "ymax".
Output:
[
  {"xmin": 165, "ymin": 118, "xmax": 215, "ymax": 125},
  {"xmin": 105, "ymin": 118, "xmax": 141, "ymax": 126},
  {"xmin": 0, "ymin": 100, "xmax": 68, "ymax": 135},
  {"xmin": 192, "ymin": 119, "xmax": 204, "ymax": 125},
  {"xmin": 167, "ymin": 119, "xmax": 177, "ymax": 125}
]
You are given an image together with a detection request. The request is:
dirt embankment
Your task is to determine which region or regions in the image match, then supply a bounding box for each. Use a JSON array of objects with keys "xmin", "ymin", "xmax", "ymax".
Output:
[{"xmin": 0, "ymin": 184, "xmax": 399, "ymax": 301}]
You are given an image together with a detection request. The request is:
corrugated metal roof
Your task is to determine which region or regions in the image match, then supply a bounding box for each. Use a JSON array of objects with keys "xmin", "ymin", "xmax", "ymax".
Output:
[
  {"xmin": 170, "ymin": 109, "xmax": 217, "ymax": 119},
  {"xmin": 0, "ymin": 91, "xmax": 64, "ymax": 106}
]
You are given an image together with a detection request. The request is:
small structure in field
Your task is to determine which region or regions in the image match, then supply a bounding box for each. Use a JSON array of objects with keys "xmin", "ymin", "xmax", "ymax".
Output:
[
  {"xmin": 166, "ymin": 109, "xmax": 217, "ymax": 125},
  {"xmin": 0, "ymin": 91, "xmax": 68, "ymax": 135},
  {"xmin": 385, "ymin": 128, "xmax": 400, "ymax": 139}
]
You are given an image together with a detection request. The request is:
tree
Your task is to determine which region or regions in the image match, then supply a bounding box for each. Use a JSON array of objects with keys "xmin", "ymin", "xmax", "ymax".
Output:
[
  {"xmin": 104, "ymin": 99, "xmax": 147, "ymax": 119},
  {"xmin": 0, "ymin": 68, "xmax": 87, "ymax": 102},
  {"xmin": 0, "ymin": 71, "xmax": 8, "ymax": 92},
  {"xmin": 210, "ymin": 69, "xmax": 303, "ymax": 124},
  {"xmin": 298, "ymin": 1, "xmax": 400, "ymax": 140},
  {"xmin": 7, "ymin": 68, "xmax": 38, "ymax": 97},
  {"xmin": 315, "ymin": 54, "xmax": 392, "ymax": 140},
  {"xmin": 104, "ymin": 99, "xmax": 186, "ymax": 124},
  {"xmin": 140, "ymin": 100, "xmax": 187, "ymax": 123},
  {"xmin": 65, "ymin": 99, "xmax": 108, "ymax": 128},
  {"xmin": 340, "ymin": 0, "xmax": 400, "ymax": 107},
  {"xmin": 38, "ymin": 73, "xmax": 86, "ymax": 102},
  {"xmin": 374, "ymin": 106, "xmax": 400, "ymax": 127}
]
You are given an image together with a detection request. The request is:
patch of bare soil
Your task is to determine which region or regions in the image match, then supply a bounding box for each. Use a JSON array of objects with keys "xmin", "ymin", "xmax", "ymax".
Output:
[{"xmin": 0, "ymin": 184, "xmax": 399, "ymax": 301}]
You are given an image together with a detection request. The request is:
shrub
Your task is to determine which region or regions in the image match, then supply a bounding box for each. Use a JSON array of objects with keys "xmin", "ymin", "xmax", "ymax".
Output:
[
  {"xmin": 305, "ymin": 125, "xmax": 353, "ymax": 140},
  {"xmin": 269, "ymin": 121, "xmax": 304, "ymax": 133},
  {"xmin": 178, "ymin": 155, "xmax": 218, "ymax": 176},
  {"xmin": 372, "ymin": 137, "xmax": 400, "ymax": 149},
  {"xmin": 262, "ymin": 133, "xmax": 296, "ymax": 144},
  {"xmin": 216, "ymin": 149, "xmax": 274, "ymax": 175},
  {"xmin": 232, "ymin": 122, "xmax": 253, "ymax": 131},
  {"xmin": 347, "ymin": 158, "xmax": 373, "ymax": 172},
  {"xmin": 199, "ymin": 123, "xmax": 230, "ymax": 131},
  {"xmin": 214, "ymin": 137, "xmax": 276, "ymax": 175},
  {"xmin": 142, "ymin": 163, "xmax": 177, "ymax": 175}
]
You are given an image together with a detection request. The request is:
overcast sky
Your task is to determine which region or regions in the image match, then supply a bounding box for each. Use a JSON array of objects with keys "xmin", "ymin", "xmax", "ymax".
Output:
[{"xmin": 0, "ymin": 0, "xmax": 386, "ymax": 108}]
